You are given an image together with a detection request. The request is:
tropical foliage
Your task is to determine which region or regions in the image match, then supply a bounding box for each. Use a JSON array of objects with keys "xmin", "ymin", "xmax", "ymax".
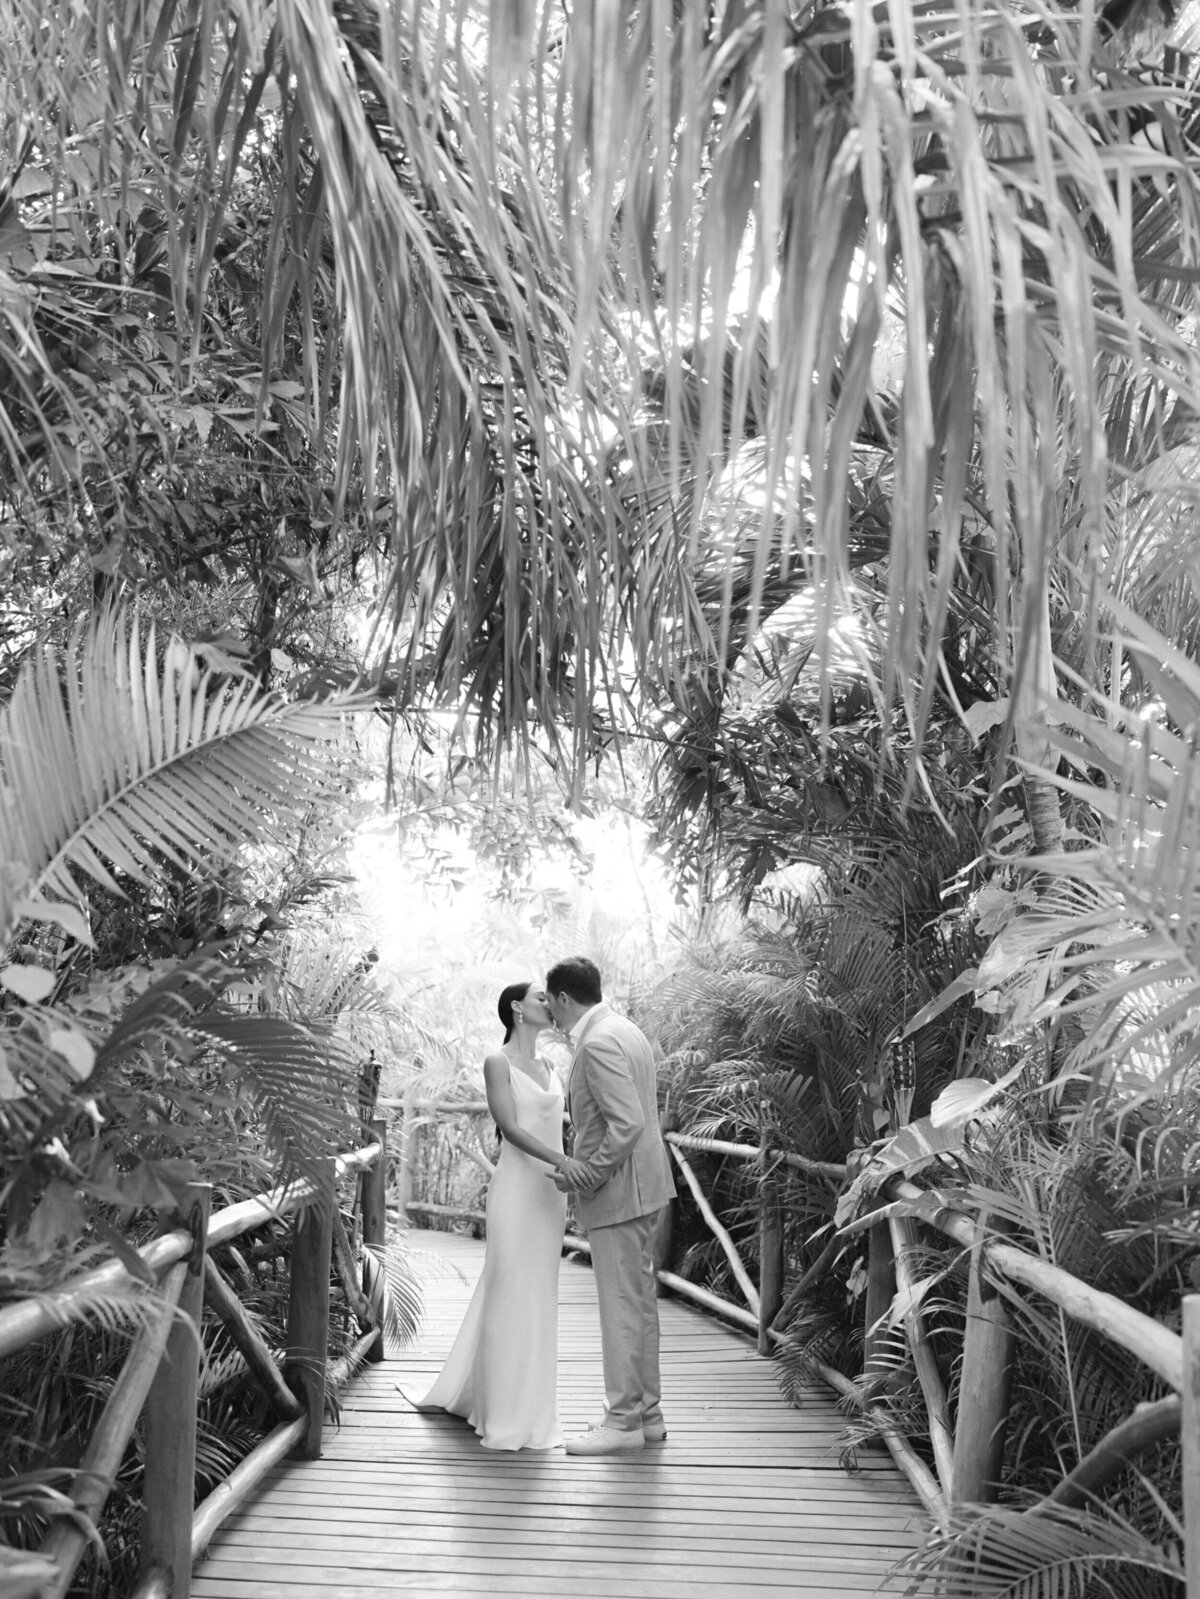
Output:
[
  {"xmin": 0, "ymin": 609, "xmax": 417, "ymax": 1594},
  {"xmin": 5, "ymin": 0, "xmax": 1200, "ymax": 1592}
]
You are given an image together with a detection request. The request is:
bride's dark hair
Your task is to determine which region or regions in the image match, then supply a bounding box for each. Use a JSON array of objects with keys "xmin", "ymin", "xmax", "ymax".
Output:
[{"xmin": 497, "ymin": 981, "xmax": 532, "ymax": 1044}]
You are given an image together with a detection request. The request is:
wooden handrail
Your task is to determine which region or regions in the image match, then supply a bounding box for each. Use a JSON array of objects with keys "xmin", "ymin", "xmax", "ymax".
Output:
[
  {"xmin": 8, "ymin": 1135, "xmax": 387, "ymax": 1599},
  {"xmin": 0, "ymin": 1141, "xmax": 383, "ymax": 1362},
  {"xmin": 205, "ymin": 1143, "xmax": 381, "ymax": 1249},
  {"xmin": 0, "ymin": 1229, "xmax": 193, "ymax": 1361},
  {"xmin": 653, "ymin": 1131, "xmax": 1185, "ymax": 1401},
  {"xmin": 884, "ymin": 1175, "xmax": 1184, "ymax": 1392},
  {"xmin": 665, "ymin": 1130, "xmax": 846, "ymax": 1181},
  {"xmin": 39, "ymin": 1261, "xmax": 188, "ymax": 1597},
  {"xmin": 404, "ymin": 1108, "xmax": 1196, "ymax": 1564}
]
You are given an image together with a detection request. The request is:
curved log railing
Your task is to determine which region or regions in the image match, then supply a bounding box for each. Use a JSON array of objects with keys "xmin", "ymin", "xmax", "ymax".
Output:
[
  {"xmin": 662, "ymin": 1129, "xmax": 1200, "ymax": 1578},
  {"xmin": 403, "ymin": 1099, "xmax": 1200, "ymax": 1584},
  {"xmin": 0, "ymin": 1124, "xmax": 388, "ymax": 1599}
]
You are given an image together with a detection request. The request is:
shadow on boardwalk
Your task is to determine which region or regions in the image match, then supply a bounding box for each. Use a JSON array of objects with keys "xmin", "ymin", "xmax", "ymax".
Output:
[{"xmin": 193, "ymin": 1232, "xmax": 929, "ymax": 1597}]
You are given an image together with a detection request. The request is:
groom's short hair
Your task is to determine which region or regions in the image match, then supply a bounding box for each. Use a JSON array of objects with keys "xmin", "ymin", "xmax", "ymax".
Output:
[{"xmin": 546, "ymin": 956, "xmax": 602, "ymax": 1006}]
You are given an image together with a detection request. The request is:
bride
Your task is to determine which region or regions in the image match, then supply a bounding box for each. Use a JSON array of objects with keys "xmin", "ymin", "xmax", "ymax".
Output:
[{"xmin": 406, "ymin": 980, "xmax": 570, "ymax": 1450}]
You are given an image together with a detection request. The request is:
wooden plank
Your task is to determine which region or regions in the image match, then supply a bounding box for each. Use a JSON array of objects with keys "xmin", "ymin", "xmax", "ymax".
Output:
[
  {"xmin": 219, "ymin": 1503, "xmax": 922, "ymax": 1534},
  {"xmin": 196, "ymin": 1233, "xmax": 932, "ymax": 1598},
  {"xmin": 194, "ymin": 1577, "xmax": 912, "ymax": 1598}
]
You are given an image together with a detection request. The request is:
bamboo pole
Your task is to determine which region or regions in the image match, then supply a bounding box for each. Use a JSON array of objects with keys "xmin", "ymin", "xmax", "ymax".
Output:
[
  {"xmin": 361, "ymin": 1118, "xmax": 388, "ymax": 1364},
  {"xmin": 988, "ymin": 1237, "xmax": 1181, "ymax": 1391},
  {"xmin": 329, "ymin": 1329, "xmax": 383, "ymax": 1390},
  {"xmin": 395, "ymin": 1083, "xmax": 416, "ymax": 1221},
  {"xmin": 191, "ymin": 1416, "xmax": 307, "ymax": 1560},
  {"xmin": 813, "ymin": 1358, "xmax": 948, "ymax": 1531},
  {"xmin": 39, "ymin": 1263, "xmax": 187, "ymax": 1598},
  {"xmin": 446, "ymin": 1129, "xmax": 496, "ymax": 1180},
  {"xmin": 758, "ymin": 1182, "xmax": 784, "ymax": 1356},
  {"xmin": 202, "ymin": 1258, "xmax": 302, "ymax": 1420},
  {"xmin": 771, "ymin": 1232, "xmax": 841, "ymax": 1332},
  {"xmin": 405, "ymin": 1201, "xmax": 486, "ymax": 1224},
  {"xmin": 888, "ymin": 1176, "xmax": 1185, "ymax": 1392},
  {"xmin": 0, "ymin": 1140, "xmax": 376, "ymax": 1363},
  {"xmin": 204, "ymin": 1143, "xmax": 380, "ymax": 1251},
  {"xmin": 285, "ymin": 1174, "xmax": 334, "ymax": 1461},
  {"xmin": 863, "ymin": 1221, "xmax": 895, "ymax": 1382},
  {"xmin": 1184, "ymin": 1295, "xmax": 1200, "ymax": 1599},
  {"xmin": 654, "ymin": 1269, "xmax": 759, "ymax": 1333},
  {"xmin": 889, "ymin": 1214, "xmax": 955, "ymax": 1498},
  {"xmin": 952, "ymin": 1227, "xmax": 1014, "ymax": 1505},
  {"xmin": 664, "ymin": 1130, "xmax": 846, "ymax": 1181},
  {"xmin": 141, "ymin": 1185, "xmax": 211, "ymax": 1599},
  {"xmin": 0, "ymin": 1228, "xmax": 192, "ymax": 1360},
  {"xmin": 1045, "ymin": 1396, "xmax": 1180, "ymax": 1511},
  {"xmin": 654, "ymin": 1110, "xmax": 679, "ymax": 1284},
  {"xmin": 667, "ymin": 1141, "xmax": 760, "ymax": 1315},
  {"xmin": 330, "ymin": 1204, "xmax": 375, "ymax": 1332}
]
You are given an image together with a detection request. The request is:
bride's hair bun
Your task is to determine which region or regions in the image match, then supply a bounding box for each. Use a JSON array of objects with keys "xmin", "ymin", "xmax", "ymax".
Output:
[{"xmin": 497, "ymin": 981, "xmax": 531, "ymax": 1043}]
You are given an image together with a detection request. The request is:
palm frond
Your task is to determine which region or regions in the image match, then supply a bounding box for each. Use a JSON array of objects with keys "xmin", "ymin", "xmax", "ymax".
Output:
[
  {"xmin": 0, "ymin": 606, "xmax": 367, "ymax": 949},
  {"xmin": 1001, "ymin": 602, "xmax": 1200, "ymax": 1079},
  {"xmin": 362, "ymin": 1240, "xmax": 423, "ymax": 1349},
  {"xmin": 900, "ymin": 1498, "xmax": 1183, "ymax": 1599},
  {"xmin": 195, "ymin": 1013, "xmax": 358, "ymax": 1173}
]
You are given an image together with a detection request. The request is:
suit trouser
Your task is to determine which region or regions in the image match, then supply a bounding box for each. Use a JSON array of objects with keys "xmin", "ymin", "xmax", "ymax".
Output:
[{"xmin": 588, "ymin": 1208, "xmax": 665, "ymax": 1433}]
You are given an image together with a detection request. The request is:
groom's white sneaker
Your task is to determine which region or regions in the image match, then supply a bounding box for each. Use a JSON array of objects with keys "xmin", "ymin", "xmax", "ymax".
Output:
[
  {"xmin": 564, "ymin": 1424, "xmax": 644, "ymax": 1456},
  {"xmin": 643, "ymin": 1421, "xmax": 667, "ymax": 1443}
]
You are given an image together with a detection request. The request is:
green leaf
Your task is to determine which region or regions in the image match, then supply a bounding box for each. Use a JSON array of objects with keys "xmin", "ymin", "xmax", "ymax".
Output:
[
  {"xmin": 0, "ymin": 606, "xmax": 369, "ymax": 950},
  {"xmin": 0, "ymin": 965, "xmax": 55, "ymax": 1003}
]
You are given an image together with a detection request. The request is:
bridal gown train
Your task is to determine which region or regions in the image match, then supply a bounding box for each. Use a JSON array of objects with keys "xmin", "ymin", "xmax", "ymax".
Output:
[{"xmin": 414, "ymin": 1066, "xmax": 568, "ymax": 1450}]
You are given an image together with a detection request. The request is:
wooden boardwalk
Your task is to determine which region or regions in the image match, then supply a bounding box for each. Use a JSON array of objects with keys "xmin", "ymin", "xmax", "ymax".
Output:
[{"xmin": 193, "ymin": 1233, "xmax": 930, "ymax": 1597}]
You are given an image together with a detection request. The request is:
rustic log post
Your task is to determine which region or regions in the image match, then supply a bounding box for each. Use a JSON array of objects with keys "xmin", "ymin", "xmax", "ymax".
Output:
[
  {"xmin": 1184, "ymin": 1294, "xmax": 1200, "ymax": 1599},
  {"xmin": 757, "ymin": 1172, "xmax": 784, "ymax": 1356},
  {"xmin": 140, "ymin": 1183, "xmax": 211, "ymax": 1599},
  {"xmin": 396, "ymin": 1083, "xmax": 416, "ymax": 1223},
  {"xmin": 890, "ymin": 1215, "xmax": 955, "ymax": 1498},
  {"xmin": 285, "ymin": 1167, "xmax": 334, "ymax": 1460},
  {"xmin": 952, "ymin": 1231, "xmax": 1014, "ymax": 1505},
  {"xmin": 361, "ymin": 1118, "xmax": 388, "ymax": 1363},
  {"xmin": 863, "ymin": 1221, "xmax": 896, "ymax": 1383},
  {"xmin": 653, "ymin": 1110, "xmax": 679, "ymax": 1286}
]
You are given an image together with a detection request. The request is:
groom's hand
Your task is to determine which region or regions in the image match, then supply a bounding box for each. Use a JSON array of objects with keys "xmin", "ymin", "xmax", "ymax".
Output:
[{"xmin": 550, "ymin": 1156, "xmax": 594, "ymax": 1193}]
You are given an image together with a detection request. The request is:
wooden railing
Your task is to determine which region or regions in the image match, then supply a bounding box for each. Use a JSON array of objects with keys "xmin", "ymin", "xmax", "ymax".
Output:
[
  {"xmin": 401, "ymin": 1098, "xmax": 1199, "ymax": 1583},
  {"xmin": 0, "ymin": 1122, "xmax": 388, "ymax": 1599},
  {"xmin": 658, "ymin": 1127, "xmax": 1200, "ymax": 1589}
]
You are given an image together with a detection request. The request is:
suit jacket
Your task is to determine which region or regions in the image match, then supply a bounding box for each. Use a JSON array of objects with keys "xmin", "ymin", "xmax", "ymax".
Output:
[{"xmin": 567, "ymin": 1002, "xmax": 676, "ymax": 1229}]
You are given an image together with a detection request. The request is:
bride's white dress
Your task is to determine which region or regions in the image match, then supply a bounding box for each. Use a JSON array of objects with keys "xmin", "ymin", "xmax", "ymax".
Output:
[{"xmin": 415, "ymin": 1065, "xmax": 567, "ymax": 1450}]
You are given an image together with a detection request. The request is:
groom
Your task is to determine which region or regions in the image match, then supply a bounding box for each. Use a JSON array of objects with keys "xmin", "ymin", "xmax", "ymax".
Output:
[{"xmin": 546, "ymin": 956, "xmax": 676, "ymax": 1456}]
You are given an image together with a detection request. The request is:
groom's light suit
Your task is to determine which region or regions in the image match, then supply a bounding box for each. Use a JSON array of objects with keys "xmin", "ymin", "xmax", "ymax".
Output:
[{"xmin": 567, "ymin": 1002, "xmax": 676, "ymax": 1434}]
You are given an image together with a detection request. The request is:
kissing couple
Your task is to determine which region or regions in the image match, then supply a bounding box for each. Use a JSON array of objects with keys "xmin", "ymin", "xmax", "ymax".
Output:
[{"xmin": 404, "ymin": 955, "xmax": 676, "ymax": 1454}]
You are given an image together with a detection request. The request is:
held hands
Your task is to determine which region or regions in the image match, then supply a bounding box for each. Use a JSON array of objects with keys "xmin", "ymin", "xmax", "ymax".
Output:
[{"xmin": 549, "ymin": 1155, "xmax": 596, "ymax": 1194}]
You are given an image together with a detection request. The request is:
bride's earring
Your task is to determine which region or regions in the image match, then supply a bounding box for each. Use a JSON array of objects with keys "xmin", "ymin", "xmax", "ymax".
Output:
[{"xmin": 514, "ymin": 1008, "xmax": 524, "ymax": 1024}]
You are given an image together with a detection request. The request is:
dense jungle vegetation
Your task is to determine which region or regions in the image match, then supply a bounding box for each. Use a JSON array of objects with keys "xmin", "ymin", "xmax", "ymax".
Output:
[{"xmin": 3, "ymin": 0, "xmax": 1200, "ymax": 1592}]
